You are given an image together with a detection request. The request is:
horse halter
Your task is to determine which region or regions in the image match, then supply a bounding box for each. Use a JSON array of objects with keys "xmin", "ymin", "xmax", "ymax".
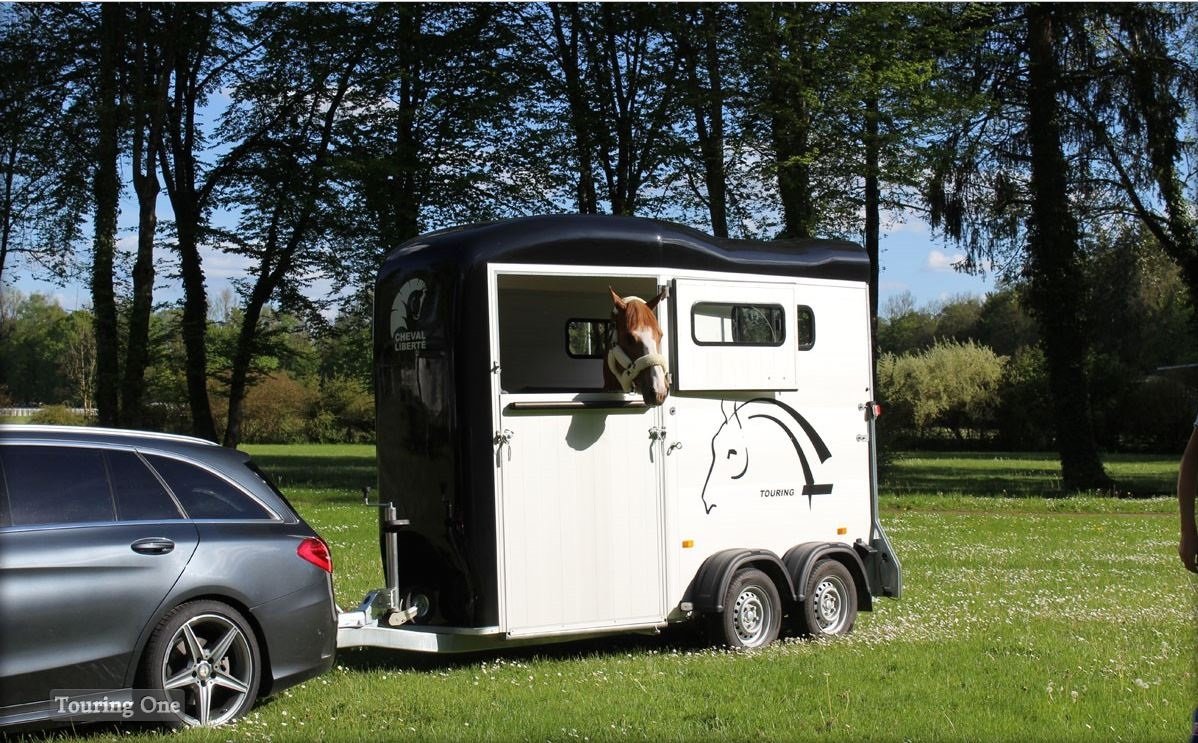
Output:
[{"xmin": 605, "ymin": 295, "xmax": 670, "ymax": 394}]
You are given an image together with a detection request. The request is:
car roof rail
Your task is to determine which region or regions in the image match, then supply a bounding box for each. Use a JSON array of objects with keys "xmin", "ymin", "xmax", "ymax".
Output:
[{"xmin": 0, "ymin": 424, "xmax": 219, "ymax": 447}]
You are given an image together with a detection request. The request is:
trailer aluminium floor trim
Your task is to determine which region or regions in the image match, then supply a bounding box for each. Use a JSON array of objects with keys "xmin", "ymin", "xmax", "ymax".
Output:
[{"xmin": 345, "ymin": 215, "xmax": 900, "ymax": 654}]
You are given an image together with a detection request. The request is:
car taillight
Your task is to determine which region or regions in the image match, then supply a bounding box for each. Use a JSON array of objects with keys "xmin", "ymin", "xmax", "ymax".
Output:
[{"xmin": 297, "ymin": 537, "xmax": 333, "ymax": 573}]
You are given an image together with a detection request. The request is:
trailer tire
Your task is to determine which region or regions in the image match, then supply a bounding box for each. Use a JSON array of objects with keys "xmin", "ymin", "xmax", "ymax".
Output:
[
  {"xmin": 708, "ymin": 568, "xmax": 782, "ymax": 649},
  {"xmin": 798, "ymin": 560, "xmax": 857, "ymax": 637}
]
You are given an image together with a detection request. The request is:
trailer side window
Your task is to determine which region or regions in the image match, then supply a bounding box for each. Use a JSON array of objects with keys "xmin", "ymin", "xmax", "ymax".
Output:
[
  {"xmin": 565, "ymin": 319, "xmax": 611, "ymax": 359},
  {"xmin": 797, "ymin": 305, "xmax": 815, "ymax": 350},
  {"xmin": 692, "ymin": 303, "xmax": 785, "ymax": 346}
]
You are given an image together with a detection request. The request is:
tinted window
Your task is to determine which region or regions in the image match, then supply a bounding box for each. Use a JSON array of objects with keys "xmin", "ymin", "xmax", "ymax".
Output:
[
  {"xmin": 797, "ymin": 305, "xmax": 815, "ymax": 351},
  {"xmin": 692, "ymin": 303, "xmax": 786, "ymax": 346},
  {"xmin": 565, "ymin": 319, "xmax": 612, "ymax": 359},
  {"xmin": 107, "ymin": 451, "xmax": 183, "ymax": 521},
  {"xmin": 0, "ymin": 445, "xmax": 115, "ymax": 526},
  {"xmin": 145, "ymin": 455, "xmax": 272, "ymax": 520}
]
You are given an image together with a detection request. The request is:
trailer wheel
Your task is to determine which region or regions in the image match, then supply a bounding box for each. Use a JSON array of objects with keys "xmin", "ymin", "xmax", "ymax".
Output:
[
  {"xmin": 798, "ymin": 560, "xmax": 857, "ymax": 637},
  {"xmin": 709, "ymin": 568, "xmax": 782, "ymax": 649}
]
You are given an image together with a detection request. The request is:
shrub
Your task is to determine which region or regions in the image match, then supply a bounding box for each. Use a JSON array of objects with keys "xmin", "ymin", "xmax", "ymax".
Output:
[
  {"xmin": 239, "ymin": 373, "xmax": 315, "ymax": 444},
  {"xmin": 29, "ymin": 405, "xmax": 88, "ymax": 426},
  {"xmin": 877, "ymin": 339, "xmax": 1006, "ymax": 446}
]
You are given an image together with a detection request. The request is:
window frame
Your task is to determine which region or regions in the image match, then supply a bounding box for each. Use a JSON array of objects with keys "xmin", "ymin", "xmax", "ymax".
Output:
[
  {"xmin": 690, "ymin": 301, "xmax": 788, "ymax": 347},
  {"xmin": 563, "ymin": 317, "xmax": 613, "ymax": 360},
  {"xmin": 797, "ymin": 304, "xmax": 816, "ymax": 351},
  {"xmin": 140, "ymin": 450, "xmax": 282, "ymax": 522}
]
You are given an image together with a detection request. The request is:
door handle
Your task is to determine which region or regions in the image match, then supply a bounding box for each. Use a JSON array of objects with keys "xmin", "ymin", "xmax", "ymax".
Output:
[{"xmin": 130, "ymin": 538, "xmax": 175, "ymax": 555}]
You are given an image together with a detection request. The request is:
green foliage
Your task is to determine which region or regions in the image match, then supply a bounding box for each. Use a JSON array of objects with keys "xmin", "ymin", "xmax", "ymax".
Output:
[
  {"xmin": 878, "ymin": 339, "xmax": 1006, "ymax": 444},
  {"xmin": 994, "ymin": 346, "xmax": 1053, "ymax": 451},
  {"xmin": 29, "ymin": 404, "xmax": 87, "ymax": 426}
]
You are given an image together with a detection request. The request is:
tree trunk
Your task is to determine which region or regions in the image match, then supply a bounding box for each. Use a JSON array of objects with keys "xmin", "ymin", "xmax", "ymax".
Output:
[
  {"xmin": 122, "ymin": 5, "xmax": 163, "ymax": 427},
  {"xmin": 1025, "ymin": 5, "xmax": 1111, "ymax": 491},
  {"xmin": 684, "ymin": 5, "xmax": 729, "ymax": 238},
  {"xmin": 175, "ymin": 214, "xmax": 218, "ymax": 442},
  {"xmin": 768, "ymin": 10, "xmax": 816, "ymax": 239},
  {"xmin": 91, "ymin": 3, "xmax": 122, "ymax": 426},
  {"xmin": 550, "ymin": 3, "xmax": 598, "ymax": 214}
]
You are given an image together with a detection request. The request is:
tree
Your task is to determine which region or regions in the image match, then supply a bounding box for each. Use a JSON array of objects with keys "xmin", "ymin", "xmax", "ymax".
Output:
[
  {"xmin": 922, "ymin": 5, "xmax": 1112, "ymax": 490},
  {"xmin": 90, "ymin": 2, "xmax": 122, "ymax": 426},
  {"xmin": 218, "ymin": 3, "xmax": 376, "ymax": 448},
  {"xmin": 1069, "ymin": 6, "xmax": 1198, "ymax": 323},
  {"xmin": 1024, "ymin": 4, "xmax": 1110, "ymax": 488},
  {"xmin": 0, "ymin": 5, "xmax": 90, "ymax": 287},
  {"xmin": 156, "ymin": 5, "xmax": 294, "ymax": 440}
]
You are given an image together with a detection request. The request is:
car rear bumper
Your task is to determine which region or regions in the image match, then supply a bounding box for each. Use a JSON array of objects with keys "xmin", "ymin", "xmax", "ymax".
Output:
[{"xmin": 251, "ymin": 576, "xmax": 336, "ymax": 695}]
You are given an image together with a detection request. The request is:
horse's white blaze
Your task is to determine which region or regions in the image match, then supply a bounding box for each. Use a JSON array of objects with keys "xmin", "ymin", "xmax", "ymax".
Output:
[{"xmin": 632, "ymin": 324, "xmax": 669, "ymax": 404}]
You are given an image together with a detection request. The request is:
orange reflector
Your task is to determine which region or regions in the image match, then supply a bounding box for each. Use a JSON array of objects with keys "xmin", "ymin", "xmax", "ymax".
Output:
[
  {"xmin": 836, "ymin": 527, "xmax": 847, "ymax": 535},
  {"xmin": 682, "ymin": 539, "xmax": 694, "ymax": 549}
]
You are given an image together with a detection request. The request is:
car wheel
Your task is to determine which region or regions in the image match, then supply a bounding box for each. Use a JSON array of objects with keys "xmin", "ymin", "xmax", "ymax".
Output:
[
  {"xmin": 709, "ymin": 568, "xmax": 782, "ymax": 649},
  {"xmin": 798, "ymin": 560, "xmax": 858, "ymax": 637},
  {"xmin": 140, "ymin": 600, "xmax": 261, "ymax": 727}
]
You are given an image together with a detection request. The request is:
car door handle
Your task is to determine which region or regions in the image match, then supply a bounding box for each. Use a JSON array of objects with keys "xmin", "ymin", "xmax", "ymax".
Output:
[{"xmin": 130, "ymin": 538, "xmax": 175, "ymax": 555}]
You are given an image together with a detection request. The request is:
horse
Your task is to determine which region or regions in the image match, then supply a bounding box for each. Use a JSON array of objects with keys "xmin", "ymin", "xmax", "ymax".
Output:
[
  {"xmin": 699, "ymin": 398, "xmax": 834, "ymax": 514},
  {"xmin": 604, "ymin": 287, "xmax": 670, "ymax": 406}
]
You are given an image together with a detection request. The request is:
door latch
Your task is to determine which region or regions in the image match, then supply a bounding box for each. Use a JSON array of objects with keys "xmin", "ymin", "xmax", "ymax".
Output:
[
  {"xmin": 648, "ymin": 426, "xmax": 667, "ymax": 441},
  {"xmin": 494, "ymin": 429, "xmax": 515, "ymax": 460}
]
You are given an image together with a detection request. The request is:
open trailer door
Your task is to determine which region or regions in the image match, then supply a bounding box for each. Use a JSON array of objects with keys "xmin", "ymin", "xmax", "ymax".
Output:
[{"xmin": 489, "ymin": 268, "xmax": 668, "ymax": 638}]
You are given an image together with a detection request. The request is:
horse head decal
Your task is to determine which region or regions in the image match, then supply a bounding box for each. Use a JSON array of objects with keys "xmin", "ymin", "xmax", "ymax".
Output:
[{"xmin": 699, "ymin": 398, "xmax": 834, "ymax": 514}]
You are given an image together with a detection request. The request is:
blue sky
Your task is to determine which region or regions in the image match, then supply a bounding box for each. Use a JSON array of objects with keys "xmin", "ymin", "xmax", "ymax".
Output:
[{"xmin": 5, "ymin": 200, "xmax": 994, "ymax": 317}]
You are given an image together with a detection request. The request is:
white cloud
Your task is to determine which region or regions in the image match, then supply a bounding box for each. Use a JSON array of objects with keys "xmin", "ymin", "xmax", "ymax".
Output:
[{"xmin": 924, "ymin": 249, "xmax": 966, "ymax": 272}]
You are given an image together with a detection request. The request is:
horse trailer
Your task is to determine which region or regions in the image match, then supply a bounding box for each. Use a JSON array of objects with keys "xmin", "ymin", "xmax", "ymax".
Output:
[{"xmin": 337, "ymin": 215, "xmax": 901, "ymax": 653}]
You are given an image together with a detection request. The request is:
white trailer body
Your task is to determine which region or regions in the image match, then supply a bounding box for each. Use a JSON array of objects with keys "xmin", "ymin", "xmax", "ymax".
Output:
[{"xmin": 339, "ymin": 216, "xmax": 900, "ymax": 652}]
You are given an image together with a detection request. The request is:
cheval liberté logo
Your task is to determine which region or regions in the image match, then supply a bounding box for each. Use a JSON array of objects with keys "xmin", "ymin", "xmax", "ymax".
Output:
[{"xmin": 391, "ymin": 277, "xmax": 430, "ymax": 352}]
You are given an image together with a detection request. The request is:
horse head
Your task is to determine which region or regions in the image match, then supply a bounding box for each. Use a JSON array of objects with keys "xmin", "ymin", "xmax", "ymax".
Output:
[{"xmin": 607, "ymin": 286, "xmax": 670, "ymax": 406}]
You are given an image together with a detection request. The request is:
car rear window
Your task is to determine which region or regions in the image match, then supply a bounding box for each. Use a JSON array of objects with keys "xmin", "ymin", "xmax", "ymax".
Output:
[
  {"xmin": 145, "ymin": 454, "xmax": 273, "ymax": 520},
  {"xmin": 107, "ymin": 450, "xmax": 184, "ymax": 521},
  {"xmin": 0, "ymin": 445, "xmax": 116, "ymax": 526}
]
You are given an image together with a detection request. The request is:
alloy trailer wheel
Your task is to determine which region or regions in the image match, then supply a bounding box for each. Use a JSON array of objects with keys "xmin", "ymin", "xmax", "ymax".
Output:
[
  {"xmin": 141, "ymin": 600, "xmax": 261, "ymax": 727},
  {"xmin": 709, "ymin": 567, "xmax": 783, "ymax": 649}
]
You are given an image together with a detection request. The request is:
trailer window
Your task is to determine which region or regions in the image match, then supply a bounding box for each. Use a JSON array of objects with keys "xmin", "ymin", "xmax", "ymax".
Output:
[
  {"xmin": 692, "ymin": 303, "xmax": 785, "ymax": 346},
  {"xmin": 797, "ymin": 305, "xmax": 815, "ymax": 350},
  {"xmin": 565, "ymin": 319, "xmax": 611, "ymax": 359}
]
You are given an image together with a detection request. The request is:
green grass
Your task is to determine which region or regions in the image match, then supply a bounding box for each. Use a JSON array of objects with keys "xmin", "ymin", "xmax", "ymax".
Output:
[{"xmin": 17, "ymin": 448, "xmax": 1197, "ymax": 742}]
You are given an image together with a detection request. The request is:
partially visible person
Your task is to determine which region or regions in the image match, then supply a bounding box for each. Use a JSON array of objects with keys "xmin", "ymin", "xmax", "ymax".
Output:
[{"xmin": 1178, "ymin": 419, "xmax": 1198, "ymax": 573}]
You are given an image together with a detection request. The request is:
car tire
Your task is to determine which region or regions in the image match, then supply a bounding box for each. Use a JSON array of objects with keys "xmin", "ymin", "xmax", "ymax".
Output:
[
  {"xmin": 139, "ymin": 600, "xmax": 262, "ymax": 728},
  {"xmin": 797, "ymin": 559, "xmax": 858, "ymax": 637},
  {"xmin": 708, "ymin": 568, "xmax": 782, "ymax": 649}
]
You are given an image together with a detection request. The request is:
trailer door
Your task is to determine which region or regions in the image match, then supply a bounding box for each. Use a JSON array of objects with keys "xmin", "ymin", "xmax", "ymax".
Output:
[{"xmin": 490, "ymin": 269, "xmax": 667, "ymax": 638}]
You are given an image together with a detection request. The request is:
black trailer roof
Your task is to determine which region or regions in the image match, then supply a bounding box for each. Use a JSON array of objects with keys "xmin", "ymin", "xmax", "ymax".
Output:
[{"xmin": 380, "ymin": 215, "xmax": 869, "ymax": 283}]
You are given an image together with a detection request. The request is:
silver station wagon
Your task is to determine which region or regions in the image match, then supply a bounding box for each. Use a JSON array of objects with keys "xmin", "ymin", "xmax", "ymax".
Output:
[{"xmin": 0, "ymin": 425, "xmax": 336, "ymax": 729}]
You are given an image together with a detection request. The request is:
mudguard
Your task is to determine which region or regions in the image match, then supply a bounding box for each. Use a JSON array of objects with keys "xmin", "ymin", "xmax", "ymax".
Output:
[
  {"xmin": 690, "ymin": 548, "xmax": 796, "ymax": 614},
  {"xmin": 784, "ymin": 542, "xmax": 874, "ymax": 612}
]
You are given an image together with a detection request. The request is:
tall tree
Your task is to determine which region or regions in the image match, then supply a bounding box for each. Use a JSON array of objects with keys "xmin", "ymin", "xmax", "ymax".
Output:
[
  {"xmin": 674, "ymin": 4, "xmax": 730, "ymax": 237},
  {"xmin": 1024, "ymin": 4, "xmax": 1110, "ymax": 489},
  {"xmin": 923, "ymin": 5, "xmax": 1112, "ymax": 490},
  {"xmin": 157, "ymin": 5, "xmax": 294, "ymax": 440},
  {"xmin": 90, "ymin": 2, "xmax": 122, "ymax": 426},
  {"xmin": 121, "ymin": 4, "xmax": 169, "ymax": 427},
  {"xmin": 1068, "ymin": 6, "xmax": 1198, "ymax": 322},
  {"xmin": 219, "ymin": 4, "xmax": 375, "ymax": 448},
  {"xmin": 0, "ymin": 5, "xmax": 90, "ymax": 289}
]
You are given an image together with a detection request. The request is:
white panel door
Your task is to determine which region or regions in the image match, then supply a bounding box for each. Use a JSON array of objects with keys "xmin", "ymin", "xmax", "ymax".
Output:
[
  {"xmin": 672, "ymin": 279, "xmax": 797, "ymax": 391},
  {"xmin": 498, "ymin": 401, "xmax": 665, "ymax": 637}
]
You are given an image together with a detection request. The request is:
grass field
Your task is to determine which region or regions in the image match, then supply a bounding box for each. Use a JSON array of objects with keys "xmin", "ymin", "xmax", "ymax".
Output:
[{"xmin": 16, "ymin": 447, "xmax": 1197, "ymax": 742}]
